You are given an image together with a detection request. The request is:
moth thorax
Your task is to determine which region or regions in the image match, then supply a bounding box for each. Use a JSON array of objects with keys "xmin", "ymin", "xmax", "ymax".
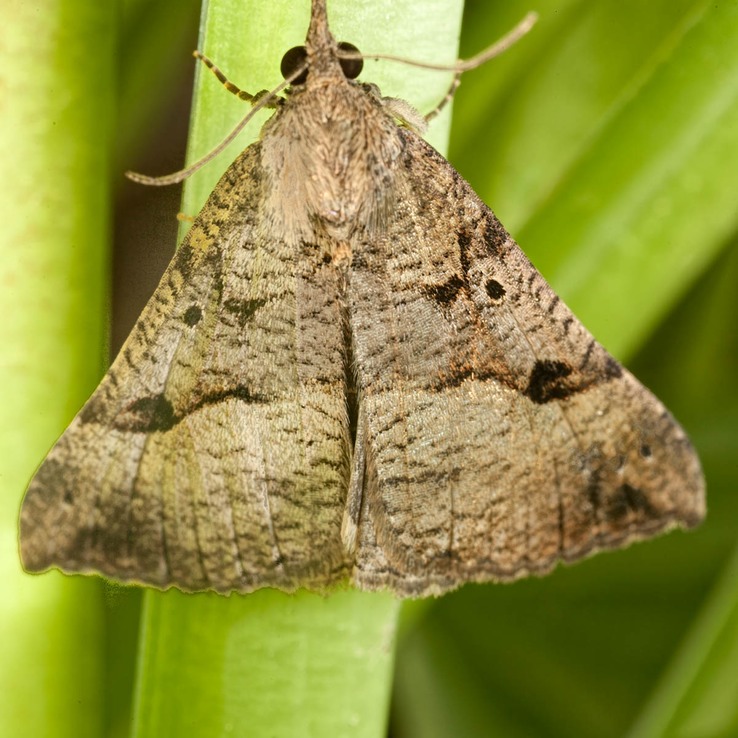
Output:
[{"xmin": 265, "ymin": 87, "xmax": 403, "ymax": 242}]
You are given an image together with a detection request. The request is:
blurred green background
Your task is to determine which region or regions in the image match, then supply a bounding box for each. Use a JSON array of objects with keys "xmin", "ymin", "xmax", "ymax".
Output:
[{"xmin": 2, "ymin": 0, "xmax": 736, "ymax": 736}]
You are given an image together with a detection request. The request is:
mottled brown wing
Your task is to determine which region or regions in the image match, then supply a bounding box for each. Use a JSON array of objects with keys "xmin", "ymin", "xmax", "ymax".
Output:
[
  {"xmin": 20, "ymin": 144, "xmax": 351, "ymax": 593},
  {"xmin": 347, "ymin": 132, "xmax": 705, "ymax": 597}
]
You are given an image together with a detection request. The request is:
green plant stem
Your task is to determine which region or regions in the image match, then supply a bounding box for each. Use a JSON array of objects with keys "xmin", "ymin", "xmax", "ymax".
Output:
[
  {"xmin": 130, "ymin": 2, "xmax": 464, "ymax": 737},
  {"xmin": 0, "ymin": 2, "xmax": 115, "ymax": 737}
]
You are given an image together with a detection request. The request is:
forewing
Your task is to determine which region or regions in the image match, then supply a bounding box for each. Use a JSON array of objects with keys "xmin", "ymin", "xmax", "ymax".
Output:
[
  {"xmin": 348, "ymin": 133, "xmax": 705, "ymax": 597},
  {"xmin": 20, "ymin": 144, "xmax": 351, "ymax": 593}
]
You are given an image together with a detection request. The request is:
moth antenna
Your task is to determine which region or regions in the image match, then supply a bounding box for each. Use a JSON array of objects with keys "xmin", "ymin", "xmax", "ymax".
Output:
[
  {"xmin": 193, "ymin": 51, "xmax": 282, "ymax": 106},
  {"xmin": 126, "ymin": 13, "xmax": 535, "ymax": 187},
  {"xmin": 337, "ymin": 11, "xmax": 537, "ymax": 122},
  {"xmin": 339, "ymin": 11, "xmax": 537, "ymax": 74},
  {"xmin": 125, "ymin": 66, "xmax": 306, "ymax": 186}
]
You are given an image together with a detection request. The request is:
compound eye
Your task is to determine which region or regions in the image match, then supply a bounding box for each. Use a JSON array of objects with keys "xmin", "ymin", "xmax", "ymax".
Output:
[
  {"xmin": 338, "ymin": 42, "xmax": 363, "ymax": 79},
  {"xmin": 280, "ymin": 45, "xmax": 308, "ymax": 84}
]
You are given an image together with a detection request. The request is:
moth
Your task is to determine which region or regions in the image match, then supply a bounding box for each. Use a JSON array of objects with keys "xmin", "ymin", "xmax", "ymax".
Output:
[{"xmin": 19, "ymin": 0, "xmax": 705, "ymax": 597}]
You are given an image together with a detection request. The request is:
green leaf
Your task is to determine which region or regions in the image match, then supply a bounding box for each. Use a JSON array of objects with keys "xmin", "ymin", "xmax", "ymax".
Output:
[
  {"xmin": 625, "ymin": 239, "xmax": 738, "ymax": 738},
  {"xmin": 0, "ymin": 3, "xmax": 115, "ymax": 737},
  {"xmin": 628, "ymin": 545, "xmax": 738, "ymax": 738}
]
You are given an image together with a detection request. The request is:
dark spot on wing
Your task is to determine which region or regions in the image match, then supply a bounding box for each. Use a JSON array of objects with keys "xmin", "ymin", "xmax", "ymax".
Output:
[
  {"xmin": 607, "ymin": 484, "xmax": 656, "ymax": 520},
  {"xmin": 115, "ymin": 394, "xmax": 176, "ymax": 432},
  {"xmin": 485, "ymin": 279, "xmax": 505, "ymax": 300},
  {"xmin": 183, "ymin": 305, "xmax": 202, "ymax": 326},
  {"xmin": 423, "ymin": 274, "xmax": 465, "ymax": 306},
  {"xmin": 640, "ymin": 443, "xmax": 652, "ymax": 458},
  {"xmin": 223, "ymin": 297, "xmax": 267, "ymax": 326},
  {"xmin": 524, "ymin": 360, "xmax": 574, "ymax": 404}
]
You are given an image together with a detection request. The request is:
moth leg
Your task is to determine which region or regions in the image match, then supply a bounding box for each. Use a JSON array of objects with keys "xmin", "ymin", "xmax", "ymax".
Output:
[
  {"xmin": 193, "ymin": 51, "xmax": 281, "ymax": 108},
  {"xmin": 342, "ymin": 399, "xmax": 367, "ymax": 556},
  {"xmin": 424, "ymin": 74, "xmax": 461, "ymax": 123}
]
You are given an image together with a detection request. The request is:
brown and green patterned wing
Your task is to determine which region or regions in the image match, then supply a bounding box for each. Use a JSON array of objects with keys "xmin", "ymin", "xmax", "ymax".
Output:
[{"xmin": 20, "ymin": 144, "xmax": 351, "ymax": 593}]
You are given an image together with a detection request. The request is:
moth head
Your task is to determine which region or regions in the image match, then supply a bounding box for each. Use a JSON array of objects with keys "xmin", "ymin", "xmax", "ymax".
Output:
[{"xmin": 280, "ymin": 41, "xmax": 363, "ymax": 86}]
